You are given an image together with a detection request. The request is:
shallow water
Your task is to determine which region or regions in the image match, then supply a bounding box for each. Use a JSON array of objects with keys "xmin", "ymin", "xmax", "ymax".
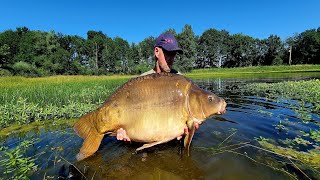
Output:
[{"xmin": 1, "ymin": 73, "xmax": 320, "ymax": 179}]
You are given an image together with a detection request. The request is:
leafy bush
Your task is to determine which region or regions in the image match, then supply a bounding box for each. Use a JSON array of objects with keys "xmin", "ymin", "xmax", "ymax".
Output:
[
  {"xmin": 0, "ymin": 68, "xmax": 12, "ymax": 76},
  {"xmin": 272, "ymin": 56, "xmax": 283, "ymax": 65},
  {"xmin": 11, "ymin": 61, "xmax": 40, "ymax": 77},
  {"xmin": 133, "ymin": 62, "xmax": 151, "ymax": 74}
]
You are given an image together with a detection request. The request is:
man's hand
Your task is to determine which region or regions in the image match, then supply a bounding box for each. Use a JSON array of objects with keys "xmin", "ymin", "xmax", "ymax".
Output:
[
  {"xmin": 116, "ymin": 128, "xmax": 131, "ymax": 141},
  {"xmin": 176, "ymin": 122, "xmax": 199, "ymax": 140}
]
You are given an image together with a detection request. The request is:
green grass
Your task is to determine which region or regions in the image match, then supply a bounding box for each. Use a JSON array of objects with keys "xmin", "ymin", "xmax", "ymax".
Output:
[
  {"xmin": 0, "ymin": 75, "xmax": 132, "ymax": 106},
  {"xmin": 186, "ymin": 65, "xmax": 320, "ymax": 78},
  {"xmin": 0, "ymin": 75, "xmax": 131, "ymax": 128}
]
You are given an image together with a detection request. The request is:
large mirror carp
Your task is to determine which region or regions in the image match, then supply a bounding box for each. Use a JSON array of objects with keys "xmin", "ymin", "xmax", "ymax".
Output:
[{"xmin": 74, "ymin": 73, "xmax": 227, "ymax": 160}]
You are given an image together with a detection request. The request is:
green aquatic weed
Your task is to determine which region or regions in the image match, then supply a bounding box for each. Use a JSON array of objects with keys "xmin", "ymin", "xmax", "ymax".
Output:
[
  {"xmin": 0, "ymin": 138, "xmax": 39, "ymax": 179},
  {"xmin": 273, "ymin": 120, "xmax": 288, "ymax": 133},
  {"xmin": 303, "ymin": 129, "xmax": 320, "ymax": 143}
]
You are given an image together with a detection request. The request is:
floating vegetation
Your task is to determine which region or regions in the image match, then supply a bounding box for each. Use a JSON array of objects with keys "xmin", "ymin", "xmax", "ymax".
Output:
[
  {"xmin": 257, "ymin": 140, "xmax": 320, "ymax": 169},
  {"xmin": 302, "ymin": 129, "xmax": 320, "ymax": 143},
  {"xmin": 0, "ymin": 119, "xmax": 77, "ymax": 138},
  {"xmin": 199, "ymin": 131, "xmax": 320, "ymax": 179},
  {"xmin": 280, "ymin": 137, "xmax": 312, "ymax": 147},
  {"xmin": 243, "ymin": 79, "xmax": 320, "ymax": 120},
  {"xmin": 240, "ymin": 79, "xmax": 320, "ymax": 178},
  {"xmin": 273, "ymin": 120, "xmax": 289, "ymax": 133},
  {"xmin": 257, "ymin": 108, "xmax": 274, "ymax": 117}
]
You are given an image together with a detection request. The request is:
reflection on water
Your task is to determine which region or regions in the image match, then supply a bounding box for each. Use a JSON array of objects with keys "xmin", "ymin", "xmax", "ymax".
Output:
[{"xmin": 1, "ymin": 72, "xmax": 320, "ymax": 179}]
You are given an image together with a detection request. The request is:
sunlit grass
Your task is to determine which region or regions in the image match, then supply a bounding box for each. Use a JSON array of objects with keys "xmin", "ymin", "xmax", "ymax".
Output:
[
  {"xmin": 0, "ymin": 75, "xmax": 131, "ymax": 128},
  {"xmin": 189, "ymin": 65, "xmax": 320, "ymax": 74},
  {"xmin": 186, "ymin": 65, "xmax": 320, "ymax": 78}
]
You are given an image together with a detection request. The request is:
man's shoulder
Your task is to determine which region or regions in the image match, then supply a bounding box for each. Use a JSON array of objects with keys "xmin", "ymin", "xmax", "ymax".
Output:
[
  {"xmin": 170, "ymin": 69, "xmax": 182, "ymax": 75},
  {"xmin": 140, "ymin": 69, "xmax": 156, "ymax": 76},
  {"xmin": 140, "ymin": 69, "xmax": 182, "ymax": 76}
]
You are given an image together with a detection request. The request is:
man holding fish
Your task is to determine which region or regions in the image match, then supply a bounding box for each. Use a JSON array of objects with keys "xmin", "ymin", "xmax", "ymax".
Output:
[{"xmin": 117, "ymin": 32, "xmax": 200, "ymax": 142}]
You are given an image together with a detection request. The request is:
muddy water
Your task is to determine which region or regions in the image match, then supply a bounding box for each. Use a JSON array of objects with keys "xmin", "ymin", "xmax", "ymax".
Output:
[{"xmin": 1, "ymin": 73, "xmax": 320, "ymax": 179}]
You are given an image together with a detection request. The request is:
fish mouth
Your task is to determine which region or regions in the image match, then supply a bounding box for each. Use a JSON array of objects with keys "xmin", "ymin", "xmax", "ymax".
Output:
[{"xmin": 218, "ymin": 100, "xmax": 227, "ymax": 114}]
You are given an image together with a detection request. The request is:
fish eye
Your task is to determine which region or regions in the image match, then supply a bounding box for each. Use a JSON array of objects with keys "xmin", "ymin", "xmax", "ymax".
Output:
[{"xmin": 208, "ymin": 96, "xmax": 213, "ymax": 102}]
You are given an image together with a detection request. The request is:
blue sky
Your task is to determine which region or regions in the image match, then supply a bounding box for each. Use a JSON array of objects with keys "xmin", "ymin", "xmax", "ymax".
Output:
[{"xmin": 1, "ymin": 0, "xmax": 319, "ymax": 43}]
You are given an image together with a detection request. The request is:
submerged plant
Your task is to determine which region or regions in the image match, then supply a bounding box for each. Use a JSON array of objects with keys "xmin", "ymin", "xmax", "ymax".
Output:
[
  {"xmin": 273, "ymin": 120, "xmax": 288, "ymax": 133},
  {"xmin": 303, "ymin": 129, "xmax": 320, "ymax": 143},
  {"xmin": 0, "ymin": 138, "xmax": 39, "ymax": 179},
  {"xmin": 257, "ymin": 139, "xmax": 320, "ymax": 169},
  {"xmin": 281, "ymin": 137, "xmax": 312, "ymax": 148}
]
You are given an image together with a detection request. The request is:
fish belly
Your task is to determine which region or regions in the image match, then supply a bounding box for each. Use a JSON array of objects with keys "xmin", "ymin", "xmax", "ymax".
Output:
[{"xmin": 125, "ymin": 116, "xmax": 186, "ymax": 142}]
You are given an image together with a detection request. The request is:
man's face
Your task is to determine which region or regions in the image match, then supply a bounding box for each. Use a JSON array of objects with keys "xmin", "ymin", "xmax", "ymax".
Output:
[
  {"xmin": 163, "ymin": 49, "xmax": 177, "ymax": 67},
  {"xmin": 155, "ymin": 47, "xmax": 177, "ymax": 72}
]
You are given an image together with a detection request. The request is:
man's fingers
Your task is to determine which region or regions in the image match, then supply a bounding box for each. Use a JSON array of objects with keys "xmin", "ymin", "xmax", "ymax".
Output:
[
  {"xmin": 116, "ymin": 128, "xmax": 131, "ymax": 142},
  {"xmin": 184, "ymin": 126, "xmax": 188, "ymax": 135},
  {"xmin": 195, "ymin": 123, "xmax": 199, "ymax": 130}
]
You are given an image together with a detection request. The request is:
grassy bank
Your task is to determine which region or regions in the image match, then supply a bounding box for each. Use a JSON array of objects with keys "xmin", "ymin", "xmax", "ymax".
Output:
[
  {"xmin": 0, "ymin": 76, "xmax": 130, "ymax": 128},
  {"xmin": 186, "ymin": 65, "xmax": 320, "ymax": 78}
]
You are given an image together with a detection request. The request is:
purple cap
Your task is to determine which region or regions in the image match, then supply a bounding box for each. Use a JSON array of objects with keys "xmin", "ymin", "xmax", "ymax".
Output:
[{"xmin": 154, "ymin": 33, "xmax": 183, "ymax": 54}]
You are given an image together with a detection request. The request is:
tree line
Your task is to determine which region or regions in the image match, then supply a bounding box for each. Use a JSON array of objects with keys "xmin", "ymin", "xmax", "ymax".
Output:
[{"xmin": 0, "ymin": 25, "xmax": 319, "ymax": 76}]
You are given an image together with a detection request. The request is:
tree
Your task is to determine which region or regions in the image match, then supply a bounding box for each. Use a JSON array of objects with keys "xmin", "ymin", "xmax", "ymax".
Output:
[
  {"xmin": 289, "ymin": 29, "xmax": 320, "ymax": 64},
  {"xmin": 176, "ymin": 24, "xmax": 197, "ymax": 72},
  {"xmin": 15, "ymin": 31, "xmax": 47, "ymax": 67},
  {"xmin": 113, "ymin": 37, "xmax": 130, "ymax": 73},
  {"xmin": 86, "ymin": 31, "xmax": 107, "ymax": 70},
  {"xmin": 253, "ymin": 39, "xmax": 268, "ymax": 66},
  {"xmin": 197, "ymin": 28, "xmax": 230, "ymax": 68},
  {"xmin": 102, "ymin": 37, "xmax": 116, "ymax": 73},
  {"xmin": 0, "ymin": 44, "xmax": 10, "ymax": 68},
  {"xmin": 46, "ymin": 30, "xmax": 59, "ymax": 54},
  {"xmin": 226, "ymin": 34, "xmax": 257, "ymax": 67},
  {"xmin": 0, "ymin": 30, "xmax": 21, "ymax": 68},
  {"xmin": 138, "ymin": 36, "xmax": 155, "ymax": 66},
  {"xmin": 263, "ymin": 35, "xmax": 284, "ymax": 65},
  {"xmin": 127, "ymin": 43, "xmax": 141, "ymax": 74},
  {"xmin": 163, "ymin": 28, "xmax": 177, "ymax": 36},
  {"xmin": 56, "ymin": 34, "xmax": 92, "ymax": 74}
]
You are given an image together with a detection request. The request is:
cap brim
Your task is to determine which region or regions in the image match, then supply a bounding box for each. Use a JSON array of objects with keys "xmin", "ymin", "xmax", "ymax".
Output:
[
  {"xmin": 173, "ymin": 48, "xmax": 183, "ymax": 54},
  {"xmin": 162, "ymin": 47, "xmax": 183, "ymax": 54}
]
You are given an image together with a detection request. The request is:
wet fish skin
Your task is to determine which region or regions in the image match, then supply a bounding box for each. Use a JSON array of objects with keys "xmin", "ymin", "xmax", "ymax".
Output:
[{"xmin": 74, "ymin": 73, "xmax": 227, "ymax": 161}]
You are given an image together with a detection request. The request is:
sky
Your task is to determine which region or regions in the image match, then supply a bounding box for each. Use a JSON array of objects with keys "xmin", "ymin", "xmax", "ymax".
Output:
[{"xmin": 1, "ymin": 0, "xmax": 319, "ymax": 43}]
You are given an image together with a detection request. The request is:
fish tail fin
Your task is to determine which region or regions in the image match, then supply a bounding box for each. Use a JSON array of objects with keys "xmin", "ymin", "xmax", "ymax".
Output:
[
  {"xmin": 73, "ymin": 112, "xmax": 104, "ymax": 161},
  {"xmin": 73, "ymin": 113, "xmax": 92, "ymax": 139}
]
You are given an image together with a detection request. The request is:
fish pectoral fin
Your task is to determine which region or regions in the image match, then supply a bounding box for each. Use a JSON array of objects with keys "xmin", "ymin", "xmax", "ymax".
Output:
[
  {"xmin": 136, "ymin": 139, "xmax": 172, "ymax": 152},
  {"xmin": 105, "ymin": 131, "xmax": 117, "ymax": 136},
  {"xmin": 76, "ymin": 129, "xmax": 104, "ymax": 161},
  {"xmin": 184, "ymin": 121, "xmax": 196, "ymax": 156}
]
